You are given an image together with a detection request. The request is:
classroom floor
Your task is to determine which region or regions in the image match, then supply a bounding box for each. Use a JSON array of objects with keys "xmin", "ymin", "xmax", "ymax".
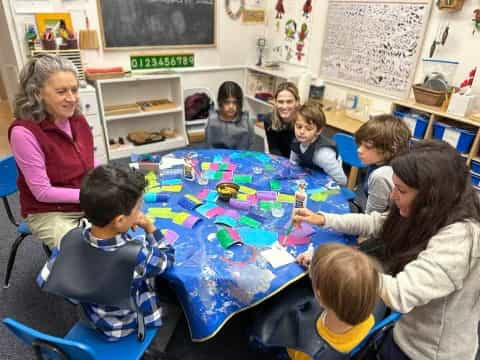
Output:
[{"xmin": 0, "ymin": 101, "xmax": 13, "ymax": 157}]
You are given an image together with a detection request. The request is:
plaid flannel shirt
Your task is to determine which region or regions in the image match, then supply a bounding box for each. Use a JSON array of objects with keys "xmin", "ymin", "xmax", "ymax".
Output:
[{"xmin": 37, "ymin": 222, "xmax": 175, "ymax": 341}]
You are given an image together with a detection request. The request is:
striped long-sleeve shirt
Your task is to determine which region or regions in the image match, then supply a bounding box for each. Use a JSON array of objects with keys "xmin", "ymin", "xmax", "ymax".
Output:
[{"xmin": 37, "ymin": 222, "xmax": 175, "ymax": 341}]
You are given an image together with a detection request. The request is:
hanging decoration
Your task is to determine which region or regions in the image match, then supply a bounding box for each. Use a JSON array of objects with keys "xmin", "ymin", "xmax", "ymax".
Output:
[
  {"xmin": 225, "ymin": 0, "xmax": 245, "ymax": 20},
  {"xmin": 473, "ymin": 8, "xmax": 480, "ymax": 35},
  {"xmin": 303, "ymin": 0, "xmax": 313, "ymax": 18},
  {"xmin": 275, "ymin": 0, "xmax": 285, "ymax": 19}
]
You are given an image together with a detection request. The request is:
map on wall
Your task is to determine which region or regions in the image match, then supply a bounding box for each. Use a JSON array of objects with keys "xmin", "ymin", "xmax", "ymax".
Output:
[
  {"xmin": 320, "ymin": 0, "xmax": 431, "ymax": 98},
  {"xmin": 266, "ymin": 0, "xmax": 314, "ymax": 66}
]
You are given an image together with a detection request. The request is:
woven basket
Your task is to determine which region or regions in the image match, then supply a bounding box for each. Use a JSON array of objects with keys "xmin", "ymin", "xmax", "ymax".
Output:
[{"xmin": 412, "ymin": 84, "xmax": 447, "ymax": 107}]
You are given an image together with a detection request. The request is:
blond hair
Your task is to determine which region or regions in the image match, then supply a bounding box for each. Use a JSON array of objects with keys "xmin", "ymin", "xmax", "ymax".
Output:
[
  {"xmin": 272, "ymin": 82, "xmax": 300, "ymax": 131},
  {"xmin": 309, "ymin": 243, "xmax": 381, "ymax": 325},
  {"xmin": 355, "ymin": 114, "xmax": 411, "ymax": 162}
]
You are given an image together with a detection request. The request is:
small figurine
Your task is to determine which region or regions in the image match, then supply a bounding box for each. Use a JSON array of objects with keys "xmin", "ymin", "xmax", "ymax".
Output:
[
  {"xmin": 183, "ymin": 153, "xmax": 196, "ymax": 181},
  {"xmin": 285, "ymin": 20, "xmax": 296, "ymax": 40},
  {"xmin": 473, "ymin": 8, "xmax": 480, "ymax": 35},
  {"xmin": 303, "ymin": 0, "xmax": 312, "ymax": 18},
  {"xmin": 275, "ymin": 0, "xmax": 285, "ymax": 19},
  {"xmin": 256, "ymin": 37, "xmax": 266, "ymax": 66},
  {"xmin": 298, "ymin": 23, "xmax": 308, "ymax": 42},
  {"xmin": 25, "ymin": 24, "xmax": 38, "ymax": 50}
]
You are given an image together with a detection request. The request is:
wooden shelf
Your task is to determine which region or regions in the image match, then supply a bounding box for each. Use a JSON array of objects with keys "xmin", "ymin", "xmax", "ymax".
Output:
[
  {"xmin": 245, "ymin": 95, "xmax": 274, "ymax": 108},
  {"xmin": 105, "ymin": 106, "xmax": 182, "ymax": 122},
  {"xmin": 109, "ymin": 136, "xmax": 187, "ymax": 160}
]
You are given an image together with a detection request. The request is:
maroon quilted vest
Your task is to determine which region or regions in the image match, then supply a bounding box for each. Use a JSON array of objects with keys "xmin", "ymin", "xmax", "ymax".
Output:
[{"xmin": 8, "ymin": 115, "xmax": 94, "ymax": 218}]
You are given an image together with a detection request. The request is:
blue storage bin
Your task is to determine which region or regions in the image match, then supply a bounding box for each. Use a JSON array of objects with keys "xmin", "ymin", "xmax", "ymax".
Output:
[
  {"xmin": 472, "ymin": 160, "xmax": 480, "ymax": 174},
  {"xmin": 395, "ymin": 111, "xmax": 428, "ymax": 139},
  {"xmin": 433, "ymin": 122, "xmax": 475, "ymax": 154},
  {"xmin": 471, "ymin": 172, "xmax": 480, "ymax": 187}
]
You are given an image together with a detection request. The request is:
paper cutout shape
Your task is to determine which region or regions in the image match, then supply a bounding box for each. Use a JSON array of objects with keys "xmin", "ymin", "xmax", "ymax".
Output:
[
  {"xmin": 229, "ymin": 198, "xmax": 251, "ymax": 210},
  {"xmin": 205, "ymin": 206, "xmax": 225, "ymax": 218},
  {"xmin": 214, "ymin": 215, "xmax": 238, "ymax": 227},
  {"xmin": 270, "ymin": 180, "xmax": 281, "ymax": 191},
  {"xmin": 239, "ymin": 215, "xmax": 261, "ymax": 228},
  {"xmin": 256, "ymin": 191, "xmax": 277, "ymax": 201},
  {"xmin": 183, "ymin": 215, "xmax": 201, "ymax": 228},
  {"xmin": 279, "ymin": 234, "xmax": 311, "ymax": 246},
  {"xmin": 278, "ymin": 193, "xmax": 295, "ymax": 203},
  {"xmin": 161, "ymin": 229, "xmax": 179, "ymax": 245},
  {"xmin": 310, "ymin": 192, "xmax": 328, "ymax": 202},
  {"xmin": 162, "ymin": 178, "xmax": 182, "ymax": 185},
  {"xmin": 239, "ymin": 185, "xmax": 256, "ymax": 195},
  {"xmin": 144, "ymin": 193, "xmax": 170, "ymax": 203},
  {"xmin": 159, "ymin": 184, "xmax": 183, "ymax": 192},
  {"xmin": 223, "ymin": 209, "xmax": 240, "ymax": 219},
  {"xmin": 147, "ymin": 207, "xmax": 174, "ymax": 219},
  {"xmin": 178, "ymin": 194, "xmax": 203, "ymax": 211},
  {"xmin": 237, "ymin": 227, "xmax": 278, "ymax": 247},
  {"xmin": 284, "ymin": 221, "xmax": 316, "ymax": 238},
  {"xmin": 261, "ymin": 246, "xmax": 296, "ymax": 268},
  {"xmin": 233, "ymin": 174, "xmax": 253, "ymax": 184},
  {"xmin": 196, "ymin": 203, "xmax": 217, "ymax": 216},
  {"xmin": 246, "ymin": 212, "xmax": 266, "ymax": 223},
  {"xmin": 217, "ymin": 228, "xmax": 242, "ymax": 249}
]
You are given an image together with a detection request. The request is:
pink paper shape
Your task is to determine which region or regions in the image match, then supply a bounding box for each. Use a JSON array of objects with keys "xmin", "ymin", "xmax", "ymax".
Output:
[
  {"xmin": 257, "ymin": 191, "xmax": 277, "ymax": 201},
  {"xmin": 210, "ymin": 163, "xmax": 219, "ymax": 170},
  {"xmin": 226, "ymin": 227, "xmax": 241, "ymax": 242},
  {"xmin": 197, "ymin": 189, "xmax": 210, "ymax": 200},
  {"xmin": 223, "ymin": 209, "xmax": 240, "ymax": 219},
  {"xmin": 205, "ymin": 206, "xmax": 225, "ymax": 218},
  {"xmin": 280, "ymin": 234, "xmax": 311, "ymax": 246},
  {"xmin": 162, "ymin": 229, "xmax": 179, "ymax": 245},
  {"xmin": 290, "ymin": 222, "xmax": 316, "ymax": 237},
  {"xmin": 227, "ymin": 164, "xmax": 237, "ymax": 171},
  {"xmin": 222, "ymin": 171, "xmax": 233, "ymax": 181},
  {"xmin": 183, "ymin": 215, "xmax": 201, "ymax": 228}
]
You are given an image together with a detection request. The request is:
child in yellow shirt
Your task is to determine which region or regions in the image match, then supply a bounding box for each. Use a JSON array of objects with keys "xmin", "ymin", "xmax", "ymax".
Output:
[{"xmin": 253, "ymin": 243, "xmax": 381, "ymax": 360}]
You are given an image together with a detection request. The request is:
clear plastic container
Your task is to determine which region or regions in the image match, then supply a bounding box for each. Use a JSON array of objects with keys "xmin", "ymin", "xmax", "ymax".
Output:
[{"xmin": 422, "ymin": 58, "xmax": 459, "ymax": 88}]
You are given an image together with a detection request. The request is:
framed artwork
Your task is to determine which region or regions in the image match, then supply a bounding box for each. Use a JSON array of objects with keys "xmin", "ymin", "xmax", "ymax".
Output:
[{"xmin": 35, "ymin": 12, "xmax": 73, "ymax": 36}]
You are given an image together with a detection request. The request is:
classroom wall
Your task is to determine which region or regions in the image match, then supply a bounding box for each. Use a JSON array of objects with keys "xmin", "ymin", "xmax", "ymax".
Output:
[
  {"xmin": 303, "ymin": 1, "xmax": 480, "ymax": 112},
  {"xmin": 4, "ymin": 0, "xmax": 263, "ymax": 69},
  {"xmin": 0, "ymin": 0, "xmax": 20, "ymax": 104}
]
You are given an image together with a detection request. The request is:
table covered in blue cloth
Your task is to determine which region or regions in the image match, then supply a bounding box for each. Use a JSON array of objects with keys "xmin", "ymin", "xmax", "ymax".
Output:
[{"xmin": 140, "ymin": 149, "xmax": 353, "ymax": 341}]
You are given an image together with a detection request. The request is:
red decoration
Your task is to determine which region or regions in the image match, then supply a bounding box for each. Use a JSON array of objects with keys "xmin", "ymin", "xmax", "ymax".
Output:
[
  {"xmin": 275, "ymin": 0, "xmax": 285, "ymax": 19},
  {"xmin": 303, "ymin": 0, "xmax": 312, "ymax": 18}
]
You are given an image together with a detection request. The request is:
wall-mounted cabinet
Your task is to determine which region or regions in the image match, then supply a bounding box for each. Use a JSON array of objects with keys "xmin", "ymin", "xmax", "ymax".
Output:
[{"xmin": 94, "ymin": 74, "xmax": 188, "ymax": 160}]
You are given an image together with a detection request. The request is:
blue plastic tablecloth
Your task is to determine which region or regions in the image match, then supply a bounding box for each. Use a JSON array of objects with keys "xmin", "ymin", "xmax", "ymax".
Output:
[{"xmin": 140, "ymin": 149, "xmax": 353, "ymax": 341}]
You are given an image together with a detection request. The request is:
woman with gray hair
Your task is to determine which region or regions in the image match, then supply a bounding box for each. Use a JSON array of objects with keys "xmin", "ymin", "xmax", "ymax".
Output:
[{"xmin": 8, "ymin": 54, "xmax": 95, "ymax": 249}]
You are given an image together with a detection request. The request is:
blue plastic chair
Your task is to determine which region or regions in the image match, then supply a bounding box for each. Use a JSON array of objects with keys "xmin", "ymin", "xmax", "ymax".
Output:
[
  {"xmin": 350, "ymin": 311, "xmax": 402, "ymax": 358},
  {"xmin": 334, "ymin": 133, "xmax": 368, "ymax": 191},
  {"xmin": 3, "ymin": 317, "xmax": 160, "ymax": 360},
  {"xmin": 0, "ymin": 155, "xmax": 50, "ymax": 288}
]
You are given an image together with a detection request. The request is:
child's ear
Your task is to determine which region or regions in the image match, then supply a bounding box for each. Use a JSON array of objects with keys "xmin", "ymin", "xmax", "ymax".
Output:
[
  {"xmin": 316, "ymin": 127, "xmax": 323, "ymax": 136},
  {"xmin": 111, "ymin": 214, "xmax": 127, "ymax": 230}
]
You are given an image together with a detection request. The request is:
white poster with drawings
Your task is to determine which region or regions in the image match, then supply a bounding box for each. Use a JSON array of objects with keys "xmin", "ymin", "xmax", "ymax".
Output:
[
  {"xmin": 265, "ymin": 0, "xmax": 313, "ymax": 66},
  {"xmin": 320, "ymin": 0, "xmax": 432, "ymax": 98}
]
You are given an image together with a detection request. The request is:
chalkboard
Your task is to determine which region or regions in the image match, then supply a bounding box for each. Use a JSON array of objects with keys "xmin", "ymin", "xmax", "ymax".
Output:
[
  {"xmin": 319, "ymin": 0, "xmax": 431, "ymax": 98},
  {"xmin": 97, "ymin": 0, "xmax": 216, "ymax": 49}
]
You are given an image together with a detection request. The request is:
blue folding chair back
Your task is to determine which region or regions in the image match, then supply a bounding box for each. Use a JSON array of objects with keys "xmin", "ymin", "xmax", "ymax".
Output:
[
  {"xmin": 0, "ymin": 155, "xmax": 40, "ymax": 288},
  {"xmin": 334, "ymin": 133, "xmax": 367, "ymax": 190},
  {"xmin": 3, "ymin": 317, "xmax": 159, "ymax": 360}
]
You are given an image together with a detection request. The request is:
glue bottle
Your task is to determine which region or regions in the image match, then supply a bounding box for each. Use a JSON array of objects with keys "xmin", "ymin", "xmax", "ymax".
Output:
[{"xmin": 183, "ymin": 154, "xmax": 196, "ymax": 182}]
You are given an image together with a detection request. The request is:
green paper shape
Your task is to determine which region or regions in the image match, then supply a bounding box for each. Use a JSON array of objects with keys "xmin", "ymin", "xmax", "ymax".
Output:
[
  {"xmin": 239, "ymin": 215, "xmax": 261, "ymax": 228},
  {"xmin": 217, "ymin": 229, "xmax": 236, "ymax": 249},
  {"xmin": 270, "ymin": 180, "xmax": 281, "ymax": 191},
  {"xmin": 264, "ymin": 164, "xmax": 275, "ymax": 172},
  {"xmin": 233, "ymin": 175, "xmax": 253, "ymax": 184},
  {"xmin": 259, "ymin": 201, "xmax": 275, "ymax": 210},
  {"xmin": 218, "ymin": 163, "xmax": 228, "ymax": 171},
  {"xmin": 213, "ymin": 171, "xmax": 223, "ymax": 180}
]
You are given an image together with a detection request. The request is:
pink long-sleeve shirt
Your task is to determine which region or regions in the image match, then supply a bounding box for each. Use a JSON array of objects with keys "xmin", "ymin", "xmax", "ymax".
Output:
[{"xmin": 10, "ymin": 120, "xmax": 97, "ymax": 204}]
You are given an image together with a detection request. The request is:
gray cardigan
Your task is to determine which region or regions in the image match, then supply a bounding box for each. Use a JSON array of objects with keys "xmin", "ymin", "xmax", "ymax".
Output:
[
  {"xmin": 323, "ymin": 211, "xmax": 480, "ymax": 360},
  {"xmin": 205, "ymin": 110, "xmax": 253, "ymax": 150},
  {"xmin": 364, "ymin": 165, "xmax": 393, "ymax": 214}
]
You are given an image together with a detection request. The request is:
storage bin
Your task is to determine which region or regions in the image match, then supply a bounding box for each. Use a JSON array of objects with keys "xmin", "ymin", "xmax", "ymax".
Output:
[
  {"xmin": 394, "ymin": 111, "xmax": 428, "ymax": 139},
  {"xmin": 471, "ymin": 160, "xmax": 480, "ymax": 174},
  {"xmin": 432, "ymin": 122, "xmax": 475, "ymax": 153},
  {"xmin": 471, "ymin": 172, "xmax": 480, "ymax": 187},
  {"xmin": 412, "ymin": 84, "xmax": 447, "ymax": 107}
]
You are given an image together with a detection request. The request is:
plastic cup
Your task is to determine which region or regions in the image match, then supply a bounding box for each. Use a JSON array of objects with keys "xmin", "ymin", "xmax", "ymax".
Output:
[
  {"xmin": 271, "ymin": 206, "xmax": 285, "ymax": 218},
  {"xmin": 197, "ymin": 171, "xmax": 208, "ymax": 185}
]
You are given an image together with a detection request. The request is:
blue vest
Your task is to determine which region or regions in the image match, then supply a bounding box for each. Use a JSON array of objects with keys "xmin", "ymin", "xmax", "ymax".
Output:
[{"xmin": 291, "ymin": 135, "xmax": 338, "ymax": 170}]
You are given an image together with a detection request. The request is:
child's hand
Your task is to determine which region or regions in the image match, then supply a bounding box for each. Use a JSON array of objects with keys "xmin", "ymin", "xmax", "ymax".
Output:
[
  {"xmin": 296, "ymin": 249, "xmax": 314, "ymax": 267},
  {"xmin": 134, "ymin": 212, "xmax": 156, "ymax": 234},
  {"xmin": 293, "ymin": 208, "xmax": 325, "ymax": 226}
]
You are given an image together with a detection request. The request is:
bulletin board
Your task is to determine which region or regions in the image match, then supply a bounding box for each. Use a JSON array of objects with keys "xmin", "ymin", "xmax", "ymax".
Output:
[
  {"xmin": 319, "ymin": 0, "xmax": 432, "ymax": 98},
  {"xmin": 97, "ymin": 0, "xmax": 215, "ymax": 49},
  {"xmin": 266, "ymin": 0, "xmax": 314, "ymax": 66}
]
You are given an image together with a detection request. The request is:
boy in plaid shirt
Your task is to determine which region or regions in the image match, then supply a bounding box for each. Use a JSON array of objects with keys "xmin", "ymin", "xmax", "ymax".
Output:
[{"xmin": 37, "ymin": 165, "xmax": 174, "ymax": 341}]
